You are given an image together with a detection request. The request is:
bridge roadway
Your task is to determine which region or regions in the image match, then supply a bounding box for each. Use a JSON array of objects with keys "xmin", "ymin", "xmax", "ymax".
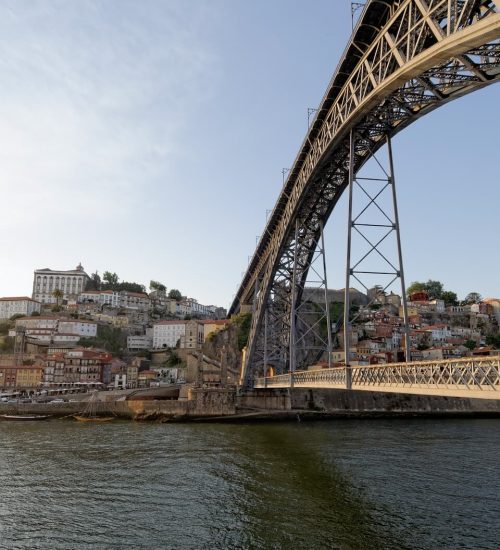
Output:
[{"xmin": 254, "ymin": 355, "xmax": 500, "ymax": 400}]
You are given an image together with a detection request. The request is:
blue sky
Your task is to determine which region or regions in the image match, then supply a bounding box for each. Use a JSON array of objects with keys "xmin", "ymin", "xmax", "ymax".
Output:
[{"xmin": 0, "ymin": 0, "xmax": 499, "ymax": 308}]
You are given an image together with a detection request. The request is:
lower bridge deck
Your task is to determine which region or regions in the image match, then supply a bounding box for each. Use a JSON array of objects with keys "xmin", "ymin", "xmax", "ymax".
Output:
[{"xmin": 254, "ymin": 356, "xmax": 500, "ymax": 400}]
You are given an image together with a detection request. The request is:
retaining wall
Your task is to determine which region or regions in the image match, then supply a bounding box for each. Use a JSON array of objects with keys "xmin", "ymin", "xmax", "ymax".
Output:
[{"xmin": 239, "ymin": 388, "xmax": 500, "ymax": 415}]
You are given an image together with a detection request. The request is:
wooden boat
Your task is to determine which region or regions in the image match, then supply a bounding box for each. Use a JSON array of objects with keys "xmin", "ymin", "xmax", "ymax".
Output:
[
  {"xmin": 73, "ymin": 415, "xmax": 114, "ymax": 422},
  {"xmin": 0, "ymin": 414, "xmax": 51, "ymax": 421},
  {"xmin": 73, "ymin": 391, "xmax": 115, "ymax": 422}
]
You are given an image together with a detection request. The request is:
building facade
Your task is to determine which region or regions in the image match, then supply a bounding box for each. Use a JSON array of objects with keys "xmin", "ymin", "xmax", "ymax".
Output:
[
  {"xmin": 0, "ymin": 297, "xmax": 41, "ymax": 320},
  {"xmin": 152, "ymin": 321, "xmax": 187, "ymax": 349},
  {"xmin": 0, "ymin": 365, "xmax": 43, "ymax": 389},
  {"xmin": 33, "ymin": 264, "xmax": 89, "ymax": 304}
]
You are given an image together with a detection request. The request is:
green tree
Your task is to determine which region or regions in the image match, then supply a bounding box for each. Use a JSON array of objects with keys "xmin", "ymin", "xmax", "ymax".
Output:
[
  {"xmin": 424, "ymin": 280, "xmax": 444, "ymax": 299},
  {"xmin": 485, "ymin": 334, "xmax": 500, "ymax": 348},
  {"xmin": 79, "ymin": 325, "xmax": 125, "ymax": 355},
  {"xmin": 150, "ymin": 280, "xmax": 167, "ymax": 292},
  {"xmin": 116, "ymin": 281, "xmax": 146, "ymax": 293},
  {"xmin": 406, "ymin": 280, "xmax": 445, "ymax": 299},
  {"xmin": 9, "ymin": 314, "xmax": 25, "ymax": 322},
  {"xmin": 0, "ymin": 336, "xmax": 14, "ymax": 352},
  {"xmin": 464, "ymin": 339, "xmax": 477, "ymax": 351},
  {"xmin": 441, "ymin": 291, "xmax": 458, "ymax": 306},
  {"xmin": 102, "ymin": 271, "xmax": 119, "ymax": 288},
  {"xmin": 464, "ymin": 292, "xmax": 482, "ymax": 304},
  {"xmin": 406, "ymin": 281, "xmax": 427, "ymax": 296},
  {"xmin": 231, "ymin": 312, "xmax": 252, "ymax": 351},
  {"xmin": 85, "ymin": 271, "xmax": 102, "ymax": 291},
  {"xmin": 168, "ymin": 289, "xmax": 182, "ymax": 300},
  {"xmin": 52, "ymin": 288, "xmax": 63, "ymax": 307}
]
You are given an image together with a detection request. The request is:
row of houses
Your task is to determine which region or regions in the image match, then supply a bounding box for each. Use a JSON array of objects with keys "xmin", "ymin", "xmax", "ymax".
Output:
[
  {"xmin": 0, "ymin": 348, "xmax": 112, "ymax": 389},
  {"xmin": 332, "ymin": 290, "xmax": 500, "ymax": 366},
  {"xmin": 7, "ymin": 314, "xmax": 228, "ymax": 355}
]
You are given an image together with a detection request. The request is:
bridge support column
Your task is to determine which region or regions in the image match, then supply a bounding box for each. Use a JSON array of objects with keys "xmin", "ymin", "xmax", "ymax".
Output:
[
  {"xmin": 289, "ymin": 217, "xmax": 333, "ymax": 377},
  {"xmin": 344, "ymin": 131, "xmax": 411, "ymax": 389}
]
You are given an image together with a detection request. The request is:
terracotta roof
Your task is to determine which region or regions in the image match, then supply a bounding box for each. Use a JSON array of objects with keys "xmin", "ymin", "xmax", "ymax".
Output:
[
  {"xmin": 0, "ymin": 296, "xmax": 39, "ymax": 302},
  {"xmin": 0, "ymin": 365, "xmax": 43, "ymax": 370},
  {"xmin": 16, "ymin": 316, "xmax": 59, "ymax": 321}
]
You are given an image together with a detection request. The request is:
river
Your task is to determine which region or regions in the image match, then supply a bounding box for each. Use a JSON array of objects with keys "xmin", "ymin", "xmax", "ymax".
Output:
[{"xmin": 0, "ymin": 418, "xmax": 498, "ymax": 549}]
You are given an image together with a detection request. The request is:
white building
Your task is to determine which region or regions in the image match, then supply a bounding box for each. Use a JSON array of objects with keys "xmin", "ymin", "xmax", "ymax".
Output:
[
  {"xmin": 58, "ymin": 320, "xmax": 97, "ymax": 338},
  {"xmin": 127, "ymin": 335, "xmax": 153, "ymax": 351},
  {"xmin": 425, "ymin": 325, "xmax": 452, "ymax": 342},
  {"xmin": 78, "ymin": 290, "xmax": 150, "ymax": 311},
  {"xmin": 14, "ymin": 316, "xmax": 97, "ymax": 342},
  {"xmin": 79, "ymin": 290, "xmax": 121, "ymax": 308},
  {"xmin": 33, "ymin": 264, "xmax": 89, "ymax": 304},
  {"xmin": 153, "ymin": 321, "xmax": 187, "ymax": 349},
  {"xmin": 16, "ymin": 317, "xmax": 59, "ymax": 331},
  {"xmin": 0, "ymin": 297, "xmax": 41, "ymax": 320}
]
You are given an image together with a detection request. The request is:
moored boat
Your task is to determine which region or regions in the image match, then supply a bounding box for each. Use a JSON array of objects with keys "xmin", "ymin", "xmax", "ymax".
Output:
[
  {"xmin": 73, "ymin": 391, "xmax": 116, "ymax": 422},
  {"xmin": 73, "ymin": 415, "xmax": 114, "ymax": 422},
  {"xmin": 0, "ymin": 414, "xmax": 51, "ymax": 421}
]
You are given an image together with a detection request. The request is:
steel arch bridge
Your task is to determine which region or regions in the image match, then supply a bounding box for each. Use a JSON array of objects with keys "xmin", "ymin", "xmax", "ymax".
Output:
[{"xmin": 229, "ymin": 0, "xmax": 500, "ymax": 388}]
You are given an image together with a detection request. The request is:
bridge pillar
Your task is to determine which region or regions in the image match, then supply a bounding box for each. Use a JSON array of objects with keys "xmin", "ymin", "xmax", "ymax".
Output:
[
  {"xmin": 344, "ymin": 131, "xmax": 411, "ymax": 389},
  {"xmin": 289, "ymin": 218, "xmax": 333, "ymax": 377}
]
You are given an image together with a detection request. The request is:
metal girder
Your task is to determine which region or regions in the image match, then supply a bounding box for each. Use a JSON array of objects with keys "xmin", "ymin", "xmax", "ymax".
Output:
[
  {"xmin": 231, "ymin": 0, "xmax": 500, "ymax": 388},
  {"xmin": 344, "ymin": 132, "xmax": 411, "ymax": 389},
  {"xmin": 254, "ymin": 355, "xmax": 500, "ymax": 398}
]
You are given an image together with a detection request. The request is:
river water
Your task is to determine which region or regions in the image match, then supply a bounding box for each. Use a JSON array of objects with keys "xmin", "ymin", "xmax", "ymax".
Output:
[{"xmin": 0, "ymin": 418, "xmax": 498, "ymax": 550}]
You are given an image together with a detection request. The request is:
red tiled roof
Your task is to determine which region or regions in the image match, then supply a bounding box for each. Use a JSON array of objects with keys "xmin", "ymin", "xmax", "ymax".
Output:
[{"xmin": 0, "ymin": 296, "xmax": 39, "ymax": 302}]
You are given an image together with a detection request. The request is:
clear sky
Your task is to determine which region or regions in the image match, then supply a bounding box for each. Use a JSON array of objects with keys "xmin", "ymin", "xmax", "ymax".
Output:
[{"xmin": 0, "ymin": 0, "xmax": 499, "ymax": 308}]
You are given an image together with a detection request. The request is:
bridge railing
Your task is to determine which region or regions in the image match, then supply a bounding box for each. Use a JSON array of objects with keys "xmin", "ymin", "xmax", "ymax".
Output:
[{"xmin": 254, "ymin": 356, "xmax": 500, "ymax": 392}]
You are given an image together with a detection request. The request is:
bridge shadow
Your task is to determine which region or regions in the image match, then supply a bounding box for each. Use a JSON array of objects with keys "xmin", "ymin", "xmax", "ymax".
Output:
[{"xmin": 203, "ymin": 423, "xmax": 414, "ymax": 550}]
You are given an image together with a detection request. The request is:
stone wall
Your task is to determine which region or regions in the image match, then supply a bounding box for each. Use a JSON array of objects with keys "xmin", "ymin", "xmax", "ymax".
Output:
[
  {"xmin": 238, "ymin": 388, "xmax": 500, "ymax": 415},
  {"xmin": 0, "ymin": 388, "xmax": 237, "ymax": 421}
]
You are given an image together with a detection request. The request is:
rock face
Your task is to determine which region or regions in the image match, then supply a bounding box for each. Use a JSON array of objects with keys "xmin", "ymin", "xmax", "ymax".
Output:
[
  {"xmin": 302, "ymin": 287, "xmax": 368, "ymax": 306},
  {"xmin": 202, "ymin": 315, "xmax": 246, "ymax": 384}
]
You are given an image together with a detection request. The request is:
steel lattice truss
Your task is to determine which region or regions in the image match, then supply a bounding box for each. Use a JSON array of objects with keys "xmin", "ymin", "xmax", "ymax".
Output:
[
  {"xmin": 230, "ymin": 0, "xmax": 500, "ymax": 388},
  {"xmin": 255, "ymin": 355, "xmax": 500, "ymax": 396}
]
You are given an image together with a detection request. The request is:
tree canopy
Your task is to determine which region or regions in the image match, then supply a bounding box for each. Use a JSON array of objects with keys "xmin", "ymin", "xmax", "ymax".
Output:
[
  {"xmin": 464, "ymin": 292, "xmax": 482, "ymax": 304},
  {"xmin": 407, "ymin": 279, "xmax": 445, "ymax": 300},
  {"xmin": 85, "ymin": 271, "xmax": 102, "ymax": 291},
  {"xmin": 103, "ymin": 271, "xmax": 119, "ymax": 287},
  {"xmin": 150, "ymin": 280, "xmax": 167, "ymax": 292},
  {"xmin": 101, "ymin": 271, "xmax": 146, "ymax": 293},
  {"xmin": 441, "ymin": 290, "xmax": 458, "ymax": 307},
  {"xmin": 168, "ymin": 289, "xmax": 182, "ymax": 300}
]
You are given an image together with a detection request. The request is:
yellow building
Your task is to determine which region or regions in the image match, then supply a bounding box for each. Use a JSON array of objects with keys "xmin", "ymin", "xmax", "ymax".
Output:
[
  {"xmin": 202, "ymin": 320, "xmax": 229, "ymax": 340},
  {"xmin": 0, "ymin": 365, "xmax": 43, "ymax": 388},
  {"xmin": 16, "ymin": 365, "xmax": 43, "ymax": 387}
]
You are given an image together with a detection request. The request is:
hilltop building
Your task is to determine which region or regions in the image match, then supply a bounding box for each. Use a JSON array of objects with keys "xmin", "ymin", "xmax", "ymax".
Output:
[{"xmin": 32, "ymin": 264, "xmax": 89, "ymax": 304}]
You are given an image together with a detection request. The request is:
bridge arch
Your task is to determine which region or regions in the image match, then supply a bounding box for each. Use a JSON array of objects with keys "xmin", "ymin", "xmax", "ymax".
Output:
[{"xmin": 230, "ymin": 0, "xmax": 500, "ymax": 387}]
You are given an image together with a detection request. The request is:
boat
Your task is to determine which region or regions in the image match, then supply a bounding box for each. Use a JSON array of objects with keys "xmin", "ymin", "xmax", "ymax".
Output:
[
  {"xmin": 0, "ymin": 414, "xmax": 51, "ymax": 421},
  {"xmin": 73, "ymin": 391, "xmax": 115, "ymax": 422},
  {"xmin": 73, "ymin": 415, "xmax": 114, "ymax": 422}
]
